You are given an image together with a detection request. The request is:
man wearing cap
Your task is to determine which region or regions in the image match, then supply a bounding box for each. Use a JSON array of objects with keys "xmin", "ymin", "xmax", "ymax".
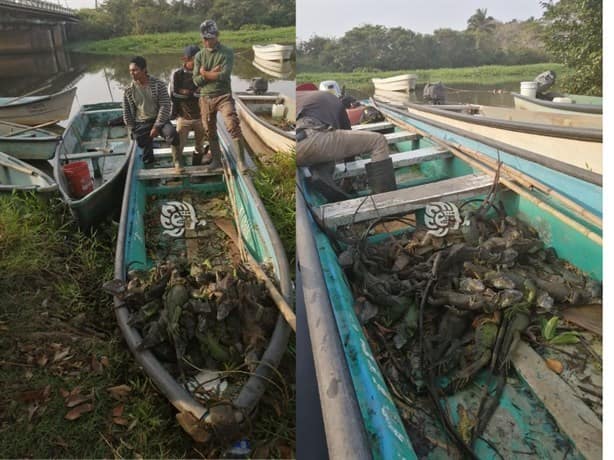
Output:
[
  {"xmin": 169, "ymin": 45, "xmax": 208, "ymax": 169},
  {"xmin": 122, "ymin": 55, "xmax": 180, "ymax": 167},
  {"xmin": 193, "ymin": 19, "xmax": 246, "ymax": 170}
]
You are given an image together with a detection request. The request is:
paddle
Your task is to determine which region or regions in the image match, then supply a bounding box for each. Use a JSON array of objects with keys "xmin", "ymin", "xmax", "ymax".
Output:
[
  {"xmin": 4, "ymin": 120, "xmax": 60, "ymax": 138},
  {"xmin": 0, "ymin": 158, "xmax": 37, "ymax": 176},
  {"xmin": 4, "ymin": 83, "xmax": 53, "ymax": 106}
]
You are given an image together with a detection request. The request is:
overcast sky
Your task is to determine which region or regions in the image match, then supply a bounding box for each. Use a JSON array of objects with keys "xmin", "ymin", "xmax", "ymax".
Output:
[{"xmin": 297, "ymin": 0, "xmax": 545, "ymax": 40}]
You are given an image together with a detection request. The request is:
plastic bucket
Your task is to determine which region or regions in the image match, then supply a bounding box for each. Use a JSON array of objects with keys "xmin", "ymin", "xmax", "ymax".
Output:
[
  {"xmin": 63, "ymin": 161, "xmax": 93, "ymax": 198},
  {"xmin": 271, "ymin": 103, "xmax": 285, "ymax": 119},
  {"xmin": 520, "ymin": 81, "xmax": 538, "ymax": 98}
]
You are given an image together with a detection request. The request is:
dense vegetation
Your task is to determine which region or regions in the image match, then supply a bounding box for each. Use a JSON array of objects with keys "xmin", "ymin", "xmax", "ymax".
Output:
[
  {"xmin": 71, "ymin": 27, "xmax": 295, "ymax": 55},
  {"xmin": 540, "ymin": 0, "xmax": 602, "ymax": 96},
  {"xmin": 69, "ymin": 0, "xmax": 295, "ymax": 41}
]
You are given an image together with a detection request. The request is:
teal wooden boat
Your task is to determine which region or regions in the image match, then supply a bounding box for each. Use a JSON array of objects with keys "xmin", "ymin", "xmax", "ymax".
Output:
[
  {"xmin": 54, "ymin": 102, "xmax": 133, "ymax": 231},
  {"xmin": 297, "ymin": 120, "xmax": 602, "ymax": 459},
  {"xmin": 0, "ymin": 120, "xmax": 61, "ymax": 160},
  {"xmin": 112, "ymin": 121, "xmax": 292, "ymax": 441},
  {"xmin": 373, "ymin": 98, "xmax": 602, "ymax": 220},
  {"xmin": 0, "ymin": 151, "xmax": 57, "ymax": 194},
  {"xmin": 0, "ymin": 87, "xmax": 77, "ymax": 125}
]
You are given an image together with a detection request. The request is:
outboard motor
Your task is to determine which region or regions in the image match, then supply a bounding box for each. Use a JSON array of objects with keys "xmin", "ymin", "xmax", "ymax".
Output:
[
  {"xmin": 340, "ymin": 95, "xmax": 359, "ymax": 109},
  {"xmin": 533, "ymin": 70, "xmax": 556, "ymax": 96},
  {"xmin": 423, "ymin": 82, "xmax": 446, "ymax": 105},
  {"xmin": 249, "ymin": 77, "xmax": 268, "ymax": 95},
  {"xmin": 359, "ymin": 106, "xmax": 385, "ymax": 124}
]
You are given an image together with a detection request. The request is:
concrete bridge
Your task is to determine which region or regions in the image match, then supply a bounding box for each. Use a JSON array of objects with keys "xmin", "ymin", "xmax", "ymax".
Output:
[{"xmin": 0, "ymin": 0, "xmax": 79, "ymax": 53}]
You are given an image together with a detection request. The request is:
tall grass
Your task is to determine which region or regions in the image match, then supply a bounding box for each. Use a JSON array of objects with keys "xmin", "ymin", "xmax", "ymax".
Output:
[
  {"xmin": 299, "ymin": 62, "xmax": 569, "ymax": 92},
  {"xmin": 71, "ymin": 27, "xmax": 296, "ymax": 55}
]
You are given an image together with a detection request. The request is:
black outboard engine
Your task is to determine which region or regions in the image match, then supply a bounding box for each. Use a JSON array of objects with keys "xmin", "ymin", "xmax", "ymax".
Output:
[
  {"xmin": 423, "ymin": 82, "xmax": 446, "ymax": 105},
  {"xmin": 359, "ymin": 106, "xmax": 385, "ymax": 124},
  {"xmin": 533, "ymin": 70, "xmax": 556, "ymax": 96},
  {"xmin": 340, "ymin": 95, "xmax": 359, "ymax": 109},
  {"xmin": 249, "ymin": 77, "xmax": 268, "ymax": 95}
]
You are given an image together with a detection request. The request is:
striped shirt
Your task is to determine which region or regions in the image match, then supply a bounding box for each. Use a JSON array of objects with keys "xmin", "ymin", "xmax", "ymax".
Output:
[{"xmin": 122, "ymin": 75, "xmax": 171, "ymax": 130}]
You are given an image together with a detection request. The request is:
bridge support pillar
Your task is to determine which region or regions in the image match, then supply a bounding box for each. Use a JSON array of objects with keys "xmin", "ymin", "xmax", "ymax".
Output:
[{"xmin": 0, "ymin": 23, "xmax": 67, "ymax": 53}]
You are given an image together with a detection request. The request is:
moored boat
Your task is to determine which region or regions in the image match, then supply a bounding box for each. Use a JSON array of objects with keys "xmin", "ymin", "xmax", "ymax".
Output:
[
  {"xmin": 512, "ymin": 92, "xmax": 602, "ymax": 115},
  {"xmin": 0, "ymin": 151, "xmax": 57, "ymax": 194},
  {"xmin": 53, "ymin": 102, "xmax": 133, "ymax": 231},
  {"xmin": 0, "ymin": 120, "xmax": 61, "ymax": 160},
  {"xmin": 235, "ymin": 91, "xmax": 296, "ymax": 155},
  {"xmin": 373, "ymin": 98, "xmax": 602, "ymax": 218},
  {"xmin": 252, "ymin": 56, "xmax": 293, "ymax": 79},
  {"xmin": 372, "ymin": 73, "xmax": 418, "ymax": 92},
  {"xmin": 111, "ymin": 118, "xmax": 292, "ymax": 444},
  {"xmin": 0, "ymin": 87, "xmax": 77, "ymax": 125},
  {"xmin": 297, "ymin": 118, "xmax": 602, "ymax": 459},
  {"xmin": 252, "ymin": 43, "xmax": 294, "ymax": 61}
]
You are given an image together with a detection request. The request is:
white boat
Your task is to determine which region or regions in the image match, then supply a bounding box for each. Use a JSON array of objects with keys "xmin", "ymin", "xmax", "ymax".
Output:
[
  {"xmin": 252, "ymin": 56, "xmax": 293, "ymax": 79},
  {"xmin": 0, "ymin": 87, "xmax": 77, "ymax": 125},
  {"xmin": 235, "ymin": 91, "xmax": 295, "ymax": 155},
  {"xmin": 512, "ymin": 92, "xmax": 602, "ymax": 116},
  {"xmin": 371, "ymin": 74, "xmax": 417, "ymax": 92},
  {"xmin": 252, "ymin": 44, "xmax": 294, "ymax": 61},
  {"xmin": 0, "ymin": 151, "xmax": 57, "ymax": 194}
]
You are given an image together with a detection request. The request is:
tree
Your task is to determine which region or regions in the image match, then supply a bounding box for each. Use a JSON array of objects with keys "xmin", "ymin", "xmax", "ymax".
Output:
[
  {"xmin": 466, "ymin": 8, "xmax": 496, "ymax": 50},
  {"xmin": 540, "ymin": 0, "xmax": 602, "ymax": 95}
]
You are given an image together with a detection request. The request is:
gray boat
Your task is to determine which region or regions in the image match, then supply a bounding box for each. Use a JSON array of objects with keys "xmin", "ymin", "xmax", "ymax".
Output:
[{"xmin": 0, "ymin": 151, "xmax": 57, "ymax": 194}]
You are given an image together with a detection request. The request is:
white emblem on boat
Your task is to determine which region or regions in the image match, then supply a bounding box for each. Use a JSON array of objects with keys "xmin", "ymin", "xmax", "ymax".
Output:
[
  {"xmin": 424, "ymin": 202, "xmax": 462, "ymax": 237},
  {"xmin": 160, "ymin": 201, "xmax": 206, "ymax": 237}
]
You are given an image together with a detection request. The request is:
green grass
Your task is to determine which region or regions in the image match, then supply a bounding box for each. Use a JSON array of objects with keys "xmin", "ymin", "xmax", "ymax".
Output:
[
  {"xmin": 0, "ymin": 193, "xmax": 295, "ymax": 457},
  {"xmin": 71, "ymin": 27, "xmax": 296, "ymax": 55},
  {"xmin": 252, "ymin": 152, "xmax": 296, "ymax": 270},
  {"xmin": 298, "ymin": 62, "xmax": 570, "ymax": 93}
]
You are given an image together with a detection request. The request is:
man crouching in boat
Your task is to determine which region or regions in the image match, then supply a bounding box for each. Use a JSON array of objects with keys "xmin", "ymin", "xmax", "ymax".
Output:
[
  {"xmin": 193, "ymin": 19, "xmax": 247, "ymax": 171},
  {"xmin": 169, "ymin": 45, "xmax": 209, "ymax": 170},
  {"xmin": 123, "ymin": 56, "xmax": 180, "ymax": 168},
  {"xmin": 296, "ymin": 90, "xmax": 396, "ymax": 196}
]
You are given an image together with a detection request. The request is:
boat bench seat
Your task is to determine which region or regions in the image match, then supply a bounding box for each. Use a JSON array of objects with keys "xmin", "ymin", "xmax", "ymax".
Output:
[
  {"xmin": 384, "ymin": 131, "xmax": 420, "ymax": 144},
  {"xmin": 63, "ymin": 150, "xmax": 126, "ymax": 160},
  {"xmin": 316, "ymin": 173, "xmax": 494, "ymax": 227},
  {"xmin": 153, "ymin": 146, "xmax": 197, "ymax": 156},
  {"xmin": 138, "ymin": 165, "xmax": 223, "ymax": 180},
  {"xmin": 333, "ymin": 146, "xmax": 451, "ymax": 179},
  {"xmin": 351, "ymin": 121, "xmax": 394, "ymax": 132}
]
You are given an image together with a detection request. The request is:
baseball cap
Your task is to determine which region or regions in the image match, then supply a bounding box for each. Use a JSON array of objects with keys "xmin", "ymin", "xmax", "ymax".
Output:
[
  {"xmin": 200, "ymin": 20, "xmax": 218, "ymax": 39},
  {"xmin": 183, "ymin": 44, "xmax": 200, "ymax": 58}
]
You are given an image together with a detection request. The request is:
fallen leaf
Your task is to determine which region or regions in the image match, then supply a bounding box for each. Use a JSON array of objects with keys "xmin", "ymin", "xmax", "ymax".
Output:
[
  {"xmin": 24, "ymin": 370, "xmax": 33, "ymax": 380},
  {"xmin": 546, "ymin": 358, "xmax": 564, "ymax": 374},
  {"xmin": 65, "ymin": 394, "xmax": 91, "ymax": 408},
  {"xmin": 53, "ymin": 437, "xmax": 68, "ymax": 448},
  {"xmin": 36, "ymin": 354, "xmax": 49, "ymax": 367},
  {"xmin": 19, "ymin": 388, "xmax": 49, "ymax": 403},
  {"xmin": 100, "ymin": 356, "xmax": 110, "ymax": 368},
  {"xmin": 69, "ymin": 386, "xmax": 82, "ymax": 396},
  {"xmin": 27, "ymin": 403, "xmax": 39, "ymax": 421},
  {"xmin": 65, "ymin": 403, "xmax": 94, "ymax": 421},
  {"xmin": 60, "ymin": 388, "xmax": 70, "ymax": 398},
  {"xmin": 53, "ymin": 348, "xmax": 71, "ymax": 362},
  {"xmin": 112, "ymin": 404, "xmax": 124, "ymax": 417},
  {"xmin": 176, "ymin": 412, "xmax": 211, "ymax": 443},
  {"xmin": 112, "ymin": 416, "xmax": 129, "ymax": 426},
  {"xmin": 107, "ymin": 384, "xmax": 131, "ymax": 400}
]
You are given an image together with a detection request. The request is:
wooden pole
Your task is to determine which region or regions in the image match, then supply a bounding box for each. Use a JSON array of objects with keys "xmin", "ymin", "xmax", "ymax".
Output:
[
  {"xmin": 4, "ymin": 120, "xmax": 60, "ymax": 138},
  {"xmin": 384, "ymin": 114, "xmax": 603, "ymax": 246}
]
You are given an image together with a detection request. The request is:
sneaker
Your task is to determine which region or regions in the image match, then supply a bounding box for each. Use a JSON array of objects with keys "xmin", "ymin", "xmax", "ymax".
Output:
[{"xmin": 174, "ymin": 161, "xmax": 184, "ymax": 173}]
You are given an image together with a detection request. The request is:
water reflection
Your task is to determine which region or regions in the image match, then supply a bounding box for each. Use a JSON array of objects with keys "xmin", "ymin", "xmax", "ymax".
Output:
[{"xmin": 0, "ymin": 48, "xmax": 296, "ymax": 123}]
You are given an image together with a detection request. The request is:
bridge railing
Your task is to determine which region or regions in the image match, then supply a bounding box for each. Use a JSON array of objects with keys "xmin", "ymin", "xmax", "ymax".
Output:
[{"xmin": 0, "ymin": 0, "xmax": 77, "ymax": 16}]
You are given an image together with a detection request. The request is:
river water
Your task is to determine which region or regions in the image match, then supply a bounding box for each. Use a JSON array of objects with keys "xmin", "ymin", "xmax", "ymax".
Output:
[{"xmin": 0, "ymin": 48, "xmax": 296, "ymax": 125}]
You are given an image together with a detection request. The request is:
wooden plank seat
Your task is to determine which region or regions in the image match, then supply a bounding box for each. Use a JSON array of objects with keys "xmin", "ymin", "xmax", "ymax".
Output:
[
  {"xmin": 333, "ymin": 146, "xmax": 451, "ymax": 179},
  {"xmin": 153, "ymin": 146, "xmax": 197, "ymax": 156},
  {"xmin": 138, "ymin": 164, "xmax": 223, "ymax": 180},
  {"xmin": 351, "ymin": 121, "xmax": 394, "ymax": 132},
  {"xmin": 316, "ymin": 173, "xmax": 494, "ymax": 227},
  {"xmin": 384, "ymin": 130, "xmax": 420, "ymax": 143}
]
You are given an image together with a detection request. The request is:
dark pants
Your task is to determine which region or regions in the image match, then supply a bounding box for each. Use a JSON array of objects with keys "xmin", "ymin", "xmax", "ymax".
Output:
[
  {"xmin": 199, "ymin": 94, "xmax": 242, "ymax": 156},
  {"xmin": 133, "ymin": 120, "xmax": 179, "ymax": 160}
]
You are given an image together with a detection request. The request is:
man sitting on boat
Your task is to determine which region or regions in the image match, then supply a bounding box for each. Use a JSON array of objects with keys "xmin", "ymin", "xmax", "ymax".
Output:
[
  {"xmin": 169, "ymin": 45, "xmax": 208, "ymax": 171},
  {"xmin": 122, "ymin": 56, "xmax": 180, "ymax": 166},
  {"xmin": 193, "ymin": 19, "xmax": 246, "ymax": 171},
  {"xmin": 296, "ymin": 90, "xmax": 396, "ymax": 195}
]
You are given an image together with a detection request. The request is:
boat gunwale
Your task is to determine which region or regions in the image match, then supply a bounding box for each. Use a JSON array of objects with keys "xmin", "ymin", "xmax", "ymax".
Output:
[
  {"xmin": 0, "ymin": 151, "xmax": 57, "ymax": 193},
  {"xmin": 0, "ymin": 86, "xmax": 77, "ymax": 109},
  {"xmin": 512, "ymin": 92, "xmax": 602, "ymax": 114},
  {"xmin": 234, "ymin": 92, "xmax": 296, "ymax": 141},
  {"xmin": 374, "ymin": 98, "xmax": 602, "ymax": 187}
]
